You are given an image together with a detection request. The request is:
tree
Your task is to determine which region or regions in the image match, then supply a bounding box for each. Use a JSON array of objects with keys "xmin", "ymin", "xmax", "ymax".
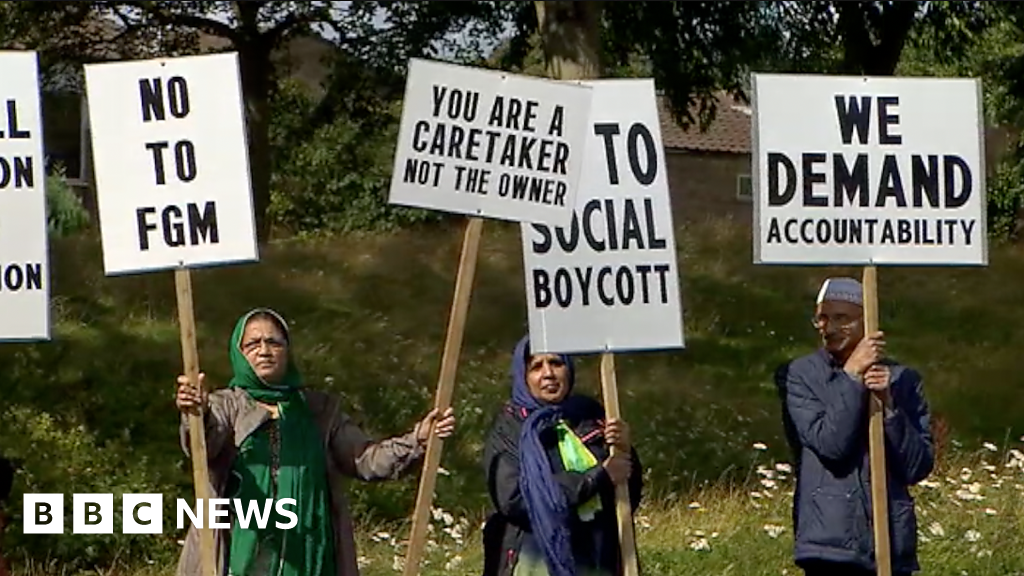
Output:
[
  {"xmin": 593, "ymin": 2, "xmax": 992, "ymax": 131},
  {"xmin": 7, "ymin": 1, "xmax": 516, "ymax": 243}
]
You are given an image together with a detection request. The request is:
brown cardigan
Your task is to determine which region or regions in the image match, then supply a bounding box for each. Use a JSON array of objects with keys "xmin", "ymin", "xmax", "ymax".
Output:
[{"xmin": 175, "ymin": 387, "xmax": 425, "ymax": 576}]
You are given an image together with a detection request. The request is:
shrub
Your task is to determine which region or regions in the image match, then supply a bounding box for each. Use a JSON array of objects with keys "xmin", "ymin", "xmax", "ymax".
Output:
[
  {"xmin": 987, "ymin": 152, "xmax": 1024, "ymax": 242},
  {"xmin": 44, "ymin": 164, "xmax": 89, "ymax": 238},
  {"xmin": 268, "ymin": 80, "xmax": 442, "ymax": 237}
]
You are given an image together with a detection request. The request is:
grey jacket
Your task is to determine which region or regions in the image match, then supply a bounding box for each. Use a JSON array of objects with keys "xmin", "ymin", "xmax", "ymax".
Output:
[
  {"xmin": 175, "ymin": 387, "xmax": 425, "ymax": 576},
  {"xmin": 776, "ymin": 349, "xmax": 934, "ymax": 574}
]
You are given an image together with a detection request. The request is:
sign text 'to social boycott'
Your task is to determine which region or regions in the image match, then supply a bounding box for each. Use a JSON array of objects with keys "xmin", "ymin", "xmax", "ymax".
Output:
[
  {"xmin": 521, "ymin": 79, "xmax": 684, "ymax": 356},
  {"xmin": 23, "ymin": 494, "xmax": 297, "ymax": 534}
]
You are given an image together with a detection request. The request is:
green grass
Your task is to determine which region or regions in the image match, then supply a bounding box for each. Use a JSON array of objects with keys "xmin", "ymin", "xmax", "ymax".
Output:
[{"xmin": 4, "ymin": 215, "xmax": 1024, "ymax": 574}]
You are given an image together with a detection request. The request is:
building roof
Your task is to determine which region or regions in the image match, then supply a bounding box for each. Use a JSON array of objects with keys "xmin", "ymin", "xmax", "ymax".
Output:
[{"xmin": 658, "ymin": 92, "xmax": 751, "ymax": 154}]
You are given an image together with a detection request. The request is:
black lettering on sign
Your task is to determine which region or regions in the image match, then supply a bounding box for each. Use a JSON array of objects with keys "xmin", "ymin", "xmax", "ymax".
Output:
[
  {"xmin": 529, "ymin": 198, "xmax": 667, "ymax": 255},
  {"xmin": 802, "ymin": 152, "xmax": 827, "ymax": 207},
  {"xmin": 496, "ymin": 173, "xmax": 568, "ymax": 206},
  {"xmin": 763, "ymin": 216, "xmax": 980, "ymax": 247},
  {"xmin": 402, "ymin": 158, "xmax": 445, "ymax": 188},
  {"xmin": 593, "ymin": 122, "xmax": 659, "ymax": 186},
  {"xmin": 146, "ymin": 140, "xmax": 198, "ymax": 185},
  {"xmin": 410, "ymin": 122, "xmax": 569, "ymax": 175},
  {"xmin": 453, "ymin": 165, "xmax": 490, "ymax": 195},
  {"xmin": 136, "ymin": 202, "xmax": 220, "ymax": 251},
  {"xmin": 0, "ymin": 100, "xmax": 31, "ymax": 139},
  {"xmin": 876, "ymin": 155, "xmax": 906, "ymax": 208},
  {"xmin": 0, "ymin": 156, "xmax": 34, "ymax": 189},
  {"xmin": 431, "ymin": 85, "xmax": 480, "ymax": 123},
  {"xmin": 487, "ymin": 95, "xmax": 540, "ymax": 132},
  {"xmin": 0, "ymin": 263, "xmax": 43, "ymax": 291},
  {"xmin": 530, "ymin": 262, "xmax": 673, "ymax": 309},
  {"xmin": 140, "ymin": 76, "xmax": 190, "ymax": 122},
  {"xmin": 766, "ymin": 152, "xmax": 972, "ymax": 208},
  {"xmin": 548, "ymin": 105, "xmax": 564, "ymax": 137},
  {"xmin": 833, "ymin": 153, "xmax": 868, "ymax": 207},
  {"xmin": 877, "ymin": 96, "xmax": 901, "ymax": 145},
  {"xmin": 140, "ymin": 76, "xmax": 197, "ymax": 186},
  {"xmin": 834, "ymin": 95, "xmax": 901, "ymax": 146},
  {"xmin": 174, "ymin": 141, "xmax": 197, "ymax": 181}
]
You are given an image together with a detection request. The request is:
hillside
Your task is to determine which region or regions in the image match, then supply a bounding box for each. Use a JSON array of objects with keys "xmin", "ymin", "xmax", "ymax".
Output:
[{"xmin": 2, "ymin": 215, "xmax": 1024, "ymax": 571}]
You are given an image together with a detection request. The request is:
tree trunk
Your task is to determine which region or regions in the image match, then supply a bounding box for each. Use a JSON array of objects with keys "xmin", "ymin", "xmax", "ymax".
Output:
[
  {"xmin": 237, "ymin": 45, "xmax": 273, "ymax": 244},
  {"xmin": 534, "ymin": 1, "xmax": 603, "ymax": 80},
  {"xmin": 79, "ymin": 91, "xmax": 99, "ymax": 225},
  {"xmin": 837, "ymin": 1, "xmax": 918, "ymax": 76}
]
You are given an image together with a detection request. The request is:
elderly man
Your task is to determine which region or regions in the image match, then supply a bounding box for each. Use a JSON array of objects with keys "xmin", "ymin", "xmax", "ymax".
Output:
[{"xmin": 775, "ymin": 277, "xmax": 934, "ymax": 576}]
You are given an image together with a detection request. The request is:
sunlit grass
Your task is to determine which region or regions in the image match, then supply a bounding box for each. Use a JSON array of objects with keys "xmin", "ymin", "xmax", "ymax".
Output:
[{"xmin": 3, "ymin": 217, "xmax": 1024, "ymax": 573}]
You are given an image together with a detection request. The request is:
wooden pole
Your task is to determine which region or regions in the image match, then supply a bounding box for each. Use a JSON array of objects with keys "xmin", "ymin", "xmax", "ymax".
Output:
[
  {"xmin": 862, "ymin": 265, "xmax": 891, "ymax": 576},
  {"xmin": 401, "ymin": 217, "xmax": 483, "ymax": 576},
  {"xmin": 174, "ymin": 268, "xmax": 217, "ymax": 576},
  {"xmin": 600, "ymin": 353, "xmax": 641, "ymax": 576},
  {"xmin": 532, "ymin": 3, "xmax": 639, "ymax": 573}
]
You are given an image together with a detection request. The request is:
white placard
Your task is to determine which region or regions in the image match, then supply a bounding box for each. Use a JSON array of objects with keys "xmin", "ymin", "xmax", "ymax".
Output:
[
  {"xmin": 521, "ymin": 79, "xmax": 684, "ymax": 355},
  {"xmin": 0, "ymin": 51, "xmax": 51, "ymax": 341},
  {"xmin": 388, "ymin": 58, "xmax": 593, "ymax": 226},
  {"xmin": 84, "ymin": 53, "xmax": 258, "ymax": 276},
  {"xmin": 752, "ymin": 73, "xmax": 987, "ymax": 266}
]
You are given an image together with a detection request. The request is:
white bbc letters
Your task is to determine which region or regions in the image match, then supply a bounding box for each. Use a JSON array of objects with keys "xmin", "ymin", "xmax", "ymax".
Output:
[
  {"xmin": 20, "ymin": 494, "xmax": 297, "ymax": 533},
  {"xmin": 73, "ymin": 493, "xmax": 114, "ymax": 534},
  {"xmin": 22, "ymin": 493, "xmax": 63, "ymax": 534},
  {"xmin": 123, "ymin": 493, "xmax": 164, "ymax": 535}
]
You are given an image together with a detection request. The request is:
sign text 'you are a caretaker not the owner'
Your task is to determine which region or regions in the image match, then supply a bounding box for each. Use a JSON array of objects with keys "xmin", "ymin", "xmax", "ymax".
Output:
[
  {"xmin": 85, "ymin": 53, "xmax": 258, "ymax": 275},
  {"xmin": 388, "ymin": 58, "xmax": 592, "ymax": 225},
  {"xmin": 753, "ymin": 73, "xmax": 986, "ymax": 265}
]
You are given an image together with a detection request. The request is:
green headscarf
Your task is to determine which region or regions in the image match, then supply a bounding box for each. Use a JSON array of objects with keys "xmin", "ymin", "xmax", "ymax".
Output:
[{"xmin": 226, "ymin": 308, "xmax": 336, "ymax": 576}]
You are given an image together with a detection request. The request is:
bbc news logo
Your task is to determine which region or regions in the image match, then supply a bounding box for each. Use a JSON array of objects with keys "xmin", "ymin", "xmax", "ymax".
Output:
[{"xmin": 22, "ymin": 494, "xmax": 298, "ymax": 534}]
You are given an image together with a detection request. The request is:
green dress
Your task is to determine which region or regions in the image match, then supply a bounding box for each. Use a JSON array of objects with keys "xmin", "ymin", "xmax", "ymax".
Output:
[{"xmin": 224, "ymin": 309, "xmax": 336, "ymax": 576}]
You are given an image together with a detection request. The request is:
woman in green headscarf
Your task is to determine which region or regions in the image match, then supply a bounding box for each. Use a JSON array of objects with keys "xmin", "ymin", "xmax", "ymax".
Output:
[{"xmin": 173, "ymin": 308, "xmax": 456, "ymax": 576}]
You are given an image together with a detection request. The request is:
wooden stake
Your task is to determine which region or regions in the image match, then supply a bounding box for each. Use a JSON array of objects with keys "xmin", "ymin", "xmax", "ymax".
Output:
[
  {"xmin": 862, "ymin": 265, "xmax": 891, "ymax": 576},
  {"xmin": 174, "ymin": 268, "xmax": 217, "ymax": 576},
  {"xmin": 402, "ymin": 217, "xmax": 483, "ymax": 576},
  {"xmin": 532, "ymin": 3, "xmax": 639, "ymax": 572},
  {"xmin": 600, "ymin": 352, "xmax": 641, "ymax": 576}
]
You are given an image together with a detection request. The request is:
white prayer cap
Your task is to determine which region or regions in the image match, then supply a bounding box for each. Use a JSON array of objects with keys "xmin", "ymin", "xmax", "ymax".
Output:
[{"xmin": 816, "ymin": 277, "xmax": 863, "ymax": 306}]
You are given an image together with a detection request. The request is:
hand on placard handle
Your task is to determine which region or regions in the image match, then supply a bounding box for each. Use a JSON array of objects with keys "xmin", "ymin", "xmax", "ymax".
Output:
[{"xmin": 175, "ymin": 372, "xmax": 207, "ymax": 414}]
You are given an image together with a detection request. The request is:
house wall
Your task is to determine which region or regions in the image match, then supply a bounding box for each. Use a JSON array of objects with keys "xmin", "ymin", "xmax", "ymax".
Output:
[{"xmin": 665, "ymin": 149, "xmax": 752, "ymax": 224}]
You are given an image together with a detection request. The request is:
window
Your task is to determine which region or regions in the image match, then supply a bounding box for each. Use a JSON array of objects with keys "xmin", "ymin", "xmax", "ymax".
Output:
[{"xmin": 736, "ymin": 174, "xmax": 753, "ymax": 202}]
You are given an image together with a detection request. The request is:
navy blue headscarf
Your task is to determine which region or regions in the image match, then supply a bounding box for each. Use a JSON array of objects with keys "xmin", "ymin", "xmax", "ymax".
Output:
[{"xmin": 510, "ymin": 335, "xmax": 581, "ymax": 576}]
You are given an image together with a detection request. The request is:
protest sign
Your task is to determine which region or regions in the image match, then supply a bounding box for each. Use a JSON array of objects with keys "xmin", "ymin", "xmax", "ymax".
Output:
[
  {"xmin": 85, "ymin": 52, "xmax": 259, "ymax": 576},
  {"xmin": 0, "ymin": 51, "xmax": 50, "ymax": 341},
  {"xmin": 751, "ymin": 71, "xmax": 989, "ymax": 576},
  {"xmin": 752, "ymin": 73, "xmax": 986, "ymax": 266},
  {"xmin": 397, "ymin": 58, "xmax": 596, "ymax": 575},
  {"xmin": 388, "ymin": 58, "xmax": 592, "ymax": 226},
  {"xmin": 85, "ymin": 52, "xmax": 257, "ymax": 276},
  {"xmin": 522, "ymin": 78, "xmax": 684, "ymax": 355}
]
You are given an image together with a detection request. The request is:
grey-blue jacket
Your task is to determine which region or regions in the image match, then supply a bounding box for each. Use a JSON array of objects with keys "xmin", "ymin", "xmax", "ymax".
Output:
[{"xmin": 775, "ymin": 349, "xmax": 934, "ymax": 574}]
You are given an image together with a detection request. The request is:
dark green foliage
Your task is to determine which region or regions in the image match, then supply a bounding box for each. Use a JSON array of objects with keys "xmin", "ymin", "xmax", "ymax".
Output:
[{"xmin": 267, "ymin": 79, "xmax": 443, "ymax": 236}]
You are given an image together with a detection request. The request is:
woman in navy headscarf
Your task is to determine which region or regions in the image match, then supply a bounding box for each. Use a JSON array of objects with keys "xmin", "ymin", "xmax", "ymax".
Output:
[{"xmin": 481, "ymin": 336, "xmax": 643, "ymax": 576}]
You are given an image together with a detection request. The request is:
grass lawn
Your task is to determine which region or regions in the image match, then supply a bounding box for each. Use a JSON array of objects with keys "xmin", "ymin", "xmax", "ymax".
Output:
[{"xmin": 3, "ymin": 216, "xmax": 1024, "ymax": 574}]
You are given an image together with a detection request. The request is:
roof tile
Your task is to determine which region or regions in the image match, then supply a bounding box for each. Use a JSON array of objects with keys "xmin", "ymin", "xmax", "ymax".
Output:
[{"xmin": 658, "ymin": 92, "xmax": 751, "ymax": 154}]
